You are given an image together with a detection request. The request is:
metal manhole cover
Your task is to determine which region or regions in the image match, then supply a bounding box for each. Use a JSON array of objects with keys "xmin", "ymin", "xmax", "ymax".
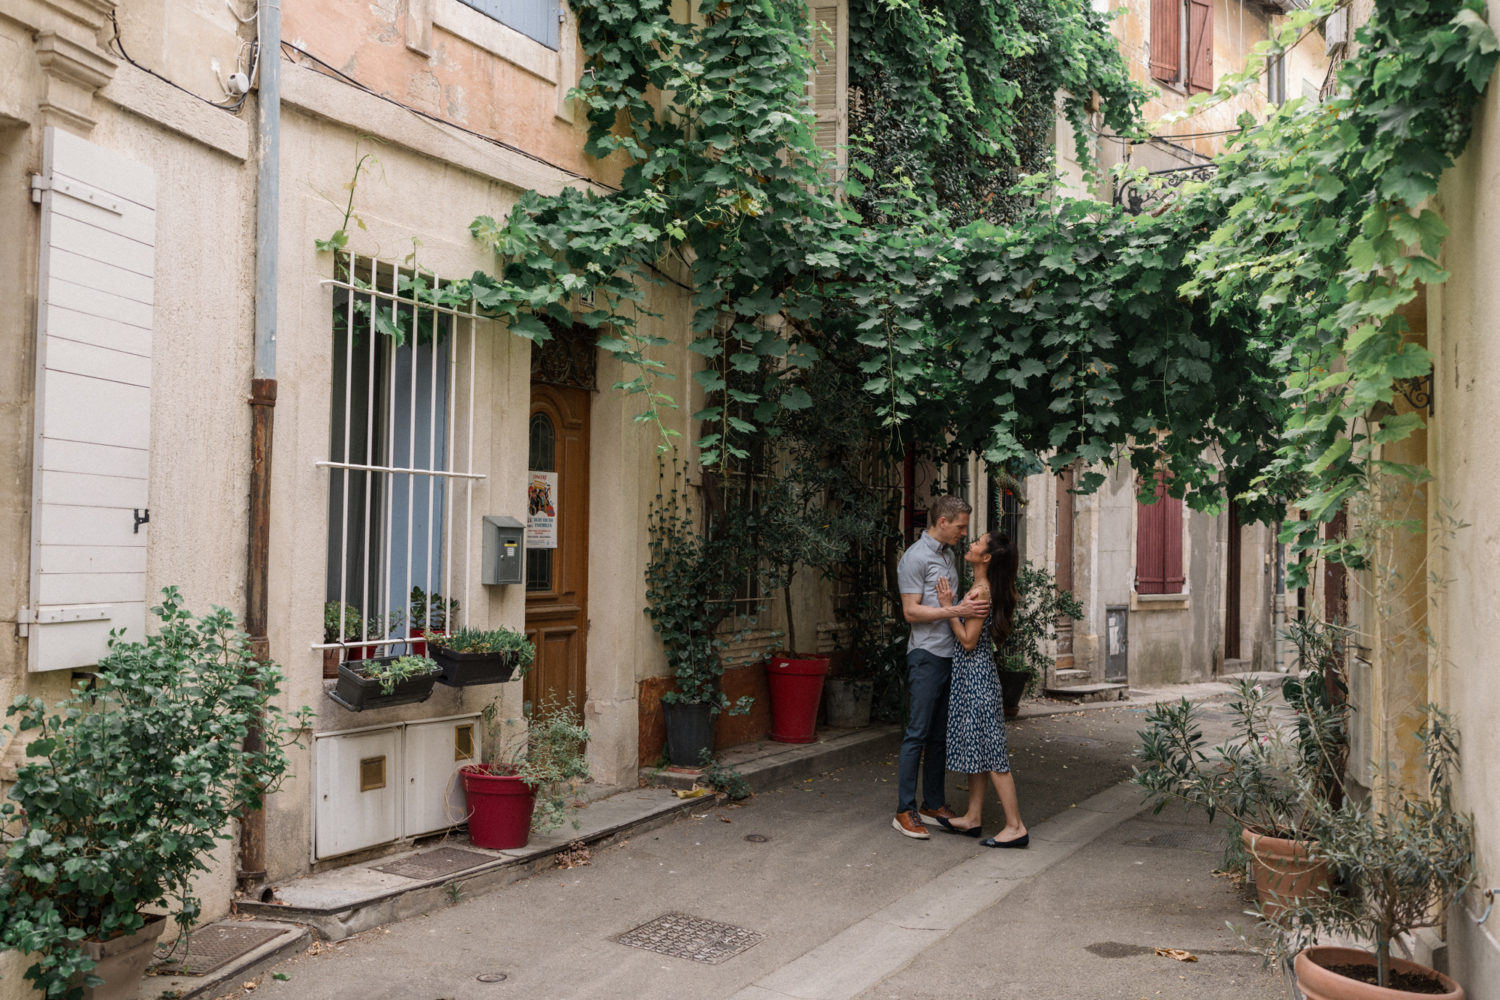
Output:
[
  {"xmin": 744, "ymin": 834, "xmax": 770, "ymax": 843},
  {"xmin": 1047, "ymin": 735, "xmax": 1106, "ymax": 748},
  {"xmin": 373, "ymin": 847, "xmax": 495, "ymax": 881},
  {"xmin": 615, "ymin": 913, "xmax": 764, "ymax": 964},
  {"xmin": 476, "ymin": 972, "xmax": 508, "ymax": 982},
  {"xmin": 1144, "ymin": 831, "xmax": 1223, "ymax": 852},
  {"xmin": 153, "ymin": 924, "xmax": 284, "ymax": 976}
]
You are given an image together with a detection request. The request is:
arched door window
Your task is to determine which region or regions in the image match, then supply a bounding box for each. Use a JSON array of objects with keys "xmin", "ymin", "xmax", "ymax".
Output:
[{"xmin": 527, "ymin": 412, "xmax": 556, "ymax": 591}]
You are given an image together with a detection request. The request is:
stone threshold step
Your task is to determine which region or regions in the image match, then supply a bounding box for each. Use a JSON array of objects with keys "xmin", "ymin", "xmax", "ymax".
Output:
[
  {"xmin": 1050, "ymin": 668, "xmax": 1092, "ymax": 685},
  {"xmin": 136, "ymin": 920, "xmax": 309, "ymax": 1000},
  {"xmin": 640, "ymin": 723, "xmax": 903, "ymax": 793},
  {"xmin": 234, "ymin": 788, "xmax": 715, "ymax": 942},
  {"xmin": 1042, "ymin": 682, "xmax": 1129, "ymax": 703}
]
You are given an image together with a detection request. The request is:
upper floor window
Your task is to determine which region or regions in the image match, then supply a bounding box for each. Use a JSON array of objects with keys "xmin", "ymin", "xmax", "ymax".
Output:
[
  {"xmin": 457, "ymin": 0, "xmax": 560, "ymax": 50},
  {"xmin": 1135, "ymin": 474, "xmax": 1184, "ymax": 595},
  {"xmin": 1149, "ymin": 0, "xmax": 1213, "ymax": 94}
]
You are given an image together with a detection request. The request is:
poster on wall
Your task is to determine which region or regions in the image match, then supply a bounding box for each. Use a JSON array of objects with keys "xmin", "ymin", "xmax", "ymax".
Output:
[{"xmin": 527, "ymin": 471, "xmax": 558, "ymax": 549}]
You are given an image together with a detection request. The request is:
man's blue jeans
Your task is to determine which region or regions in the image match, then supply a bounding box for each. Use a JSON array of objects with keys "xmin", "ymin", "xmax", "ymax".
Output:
[{"xmin": 897, "ymin": 649, "xmax": 951, "ymax": 815}]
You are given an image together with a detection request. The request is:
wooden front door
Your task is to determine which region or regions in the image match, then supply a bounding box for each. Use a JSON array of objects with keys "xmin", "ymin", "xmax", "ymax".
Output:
[{"xmin": 524, "ymin": 383, "xmax": 590, "ymax": 721}]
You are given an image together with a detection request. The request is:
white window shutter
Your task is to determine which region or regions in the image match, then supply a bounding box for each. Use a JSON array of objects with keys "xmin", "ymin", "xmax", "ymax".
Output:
[
  {"xmin": 807, "ymin": 0, "xmax": 847, "ymax": 176},
  {"xmin": 28, "ymin": 127, "xmax": 155, "ymax": 672}
]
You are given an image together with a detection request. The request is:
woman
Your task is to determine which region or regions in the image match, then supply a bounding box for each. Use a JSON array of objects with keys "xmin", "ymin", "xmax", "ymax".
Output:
[{"xmin": 932, "ymin": 532, "xmax": 1029, "ymax": 848}]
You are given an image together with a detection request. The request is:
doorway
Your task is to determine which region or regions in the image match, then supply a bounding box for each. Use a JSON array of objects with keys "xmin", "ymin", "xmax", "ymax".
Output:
[
  {"xmin": 1225, "ymin": 499, "xmax": 1241, "ymax": 663},
  {"xmin": 523, "ymin": 383, "xmax": 591, "ymax": 721}
]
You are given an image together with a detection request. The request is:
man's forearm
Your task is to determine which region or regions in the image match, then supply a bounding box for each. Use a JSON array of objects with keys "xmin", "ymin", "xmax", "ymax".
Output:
[{"xmin": 902, "ymin": 602, "xmax": 960, "ymax": 623}]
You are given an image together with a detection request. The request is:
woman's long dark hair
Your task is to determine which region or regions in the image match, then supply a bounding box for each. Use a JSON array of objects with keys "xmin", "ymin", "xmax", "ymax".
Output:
[{"xmin": 982, "ymin": 532, "xmax": 1020, "ymax": 645}]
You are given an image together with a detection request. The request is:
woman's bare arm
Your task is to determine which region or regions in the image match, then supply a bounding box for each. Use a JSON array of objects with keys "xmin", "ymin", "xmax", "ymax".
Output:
[{"xmin": 936, "ymin": 580, "xmax": 989, "ymax": 651}]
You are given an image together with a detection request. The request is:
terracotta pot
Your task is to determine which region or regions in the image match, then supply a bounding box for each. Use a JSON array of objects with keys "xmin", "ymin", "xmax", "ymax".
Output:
[
  {"xmin": 1296, "ymin": 946, "xmax": 1463, "ymax": 1000},
  {"xmin": 73, "ymin": 913, "xmax": 168, "ymax": 1000},
  {"xmin": 322, "ymin": 646, "xmax": 342, "ymax": 680},
  {"xmin": 1242, "ymin": 828, "xmax": 1331, "ymax": 920}
]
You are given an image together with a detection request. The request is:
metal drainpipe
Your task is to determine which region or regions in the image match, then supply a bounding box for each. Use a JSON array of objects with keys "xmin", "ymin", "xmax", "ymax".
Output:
[{"xmin": 241, "ymin": 0, "xmax": 280, "ymax": 889}]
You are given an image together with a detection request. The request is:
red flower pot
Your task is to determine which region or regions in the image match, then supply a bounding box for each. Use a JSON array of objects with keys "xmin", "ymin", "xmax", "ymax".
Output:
[
  {"xmin": 460, "ymin": 764, "xmax": 536, "ymax": 849},
  {"xmin": 408, "ymin": 627, "xmax": 444, "ymax": 656},
  {"xmin": 767, "ymin": 655, "xmax": 830, "ymax": 743}
]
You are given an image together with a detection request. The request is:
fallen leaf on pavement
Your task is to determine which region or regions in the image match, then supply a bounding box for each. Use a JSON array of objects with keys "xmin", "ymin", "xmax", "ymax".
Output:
[
  {"xmin": 719, "ymin": 816, "xmax": 731, "ymax": 823},
  {"xmin": 243, "ymin": 978, "xmax": 261, "ymax": 991},
  {"xmin": 674, "ymin": 786, "xmax": 710, "ymax": 799},
  {"xmin": 1154, "ymin": 948, "xmax": 1197, "ymax": 962}
]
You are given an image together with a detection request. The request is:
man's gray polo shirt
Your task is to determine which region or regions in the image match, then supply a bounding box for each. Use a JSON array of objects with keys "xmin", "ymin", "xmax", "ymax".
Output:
[{"xmin": 897, "ymin": 531, "xmax": 958, "ymax": 658}]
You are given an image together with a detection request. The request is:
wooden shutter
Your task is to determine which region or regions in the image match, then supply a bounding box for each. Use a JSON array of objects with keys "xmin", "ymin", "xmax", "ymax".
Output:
[
  {"xmin": 1149, "ymin": 0, "xmax": 1181, "ymax": 83},
  {"xmin": 1135, "ymin": 475, "xmax": 1184, "ymax": 595},
  {"xmin": 27, "ymin": 127, "xmax": 155, "ymax": 672},
  {"xmin": 1186, "ymin": 0, "xmax": 1214, "ymax": 93},
  {"xmin": 807, "ymin": 0, "xmax": 847, "ymax": 175}
]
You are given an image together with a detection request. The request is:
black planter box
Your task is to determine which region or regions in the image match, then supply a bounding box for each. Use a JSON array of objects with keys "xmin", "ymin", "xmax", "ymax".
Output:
[
  {"xmin": 431, "ymin": 645, "xmax": 520, "ymax": 687},
  {"xmin": 330, "ymin": 658, "xmax": 439, "ymax": 711}
]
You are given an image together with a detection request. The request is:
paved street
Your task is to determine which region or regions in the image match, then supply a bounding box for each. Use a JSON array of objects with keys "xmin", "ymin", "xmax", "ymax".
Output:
[{"xmin": 209, "ymin": 697, "xmax": 1283, "ymax": 1000}]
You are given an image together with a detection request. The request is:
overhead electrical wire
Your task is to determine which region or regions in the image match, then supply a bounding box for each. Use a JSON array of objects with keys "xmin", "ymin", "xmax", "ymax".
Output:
[{"xmin": 109, "ymin": 10, "xmax": 256, "ymax": 114}]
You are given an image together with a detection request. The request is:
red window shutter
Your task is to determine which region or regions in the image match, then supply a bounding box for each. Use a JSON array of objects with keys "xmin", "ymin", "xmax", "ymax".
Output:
[
  {"xmin": 1186, "ymin": 0, "xmax": 1214, "ymax": 94},
  {"xmin": 1150, "ymin": 0, "xmax": 1181, "ymax": 83},
  {"xmin": 1136, "ymin": 476, "xmax": 1184, "ymax": 595}
]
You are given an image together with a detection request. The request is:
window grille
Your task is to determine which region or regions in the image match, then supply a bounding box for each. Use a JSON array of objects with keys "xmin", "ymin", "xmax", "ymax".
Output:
[{"xmin": 316, "ymin": 255, "xmax": 484, "ymax": 657}]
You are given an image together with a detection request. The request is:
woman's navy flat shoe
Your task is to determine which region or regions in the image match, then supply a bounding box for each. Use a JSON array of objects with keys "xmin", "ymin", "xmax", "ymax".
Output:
[
  {"xmin": 934, "ymin": 816, "xmax": 982, "ymax": 838},
  {"xmin": 979, "ymin": 833, "xmax": 1029, "ymax": 849}
]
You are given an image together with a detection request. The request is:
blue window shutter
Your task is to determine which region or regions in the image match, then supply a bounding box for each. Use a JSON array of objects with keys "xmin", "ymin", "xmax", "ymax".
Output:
[{"xmin": 455, "ymin": 0, "xmax": 559, "ymax": 50}]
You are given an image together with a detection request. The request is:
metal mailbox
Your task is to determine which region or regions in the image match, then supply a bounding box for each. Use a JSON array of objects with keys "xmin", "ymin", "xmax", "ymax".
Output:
[{"xmin": 481, "ymin": 515, "xmax": 525, "ymax": 585}]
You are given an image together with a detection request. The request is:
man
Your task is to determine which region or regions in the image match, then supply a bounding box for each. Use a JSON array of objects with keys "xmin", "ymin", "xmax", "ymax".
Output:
[{"xmin": 893, "ymin": 495, "xmax": 990, "ymax": 839}]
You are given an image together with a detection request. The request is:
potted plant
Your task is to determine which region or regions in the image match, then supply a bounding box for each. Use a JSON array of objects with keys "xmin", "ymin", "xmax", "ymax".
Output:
[
  {"xmin": 460, "ymin": 700, "xmax": 591, "ymax": 849},
  {"xmin": 1278, "ymin": 710, "xmax": 1473, "ymax": 999},
  {"xmin": 323, "ymin": 601, "xmax": 363, "ymax": 678},
  {"xmin": 330, "ymin": 653, "xmax": 441, "ymax": 712},
  {"xmin": 426, "ymin": 625, "xmax": 536, "ymax": 687},
  {"xmin": 1135, "ymin": 669, "xmax": 1346, "ymax": 920},
  {"xmin": 0, "ymin": 588, "xmax": 311, "ymax": 1000},
  {"xmin": 645, "ymin": 462, "xmax": 759, "ymax": 768},
  {"xmin": 407, "ymin": 586, "xmax": 458, "ymax": 655},
  {"xmin": 996, "ymin": 566, "xmax": 1084, "ymax": 717}
]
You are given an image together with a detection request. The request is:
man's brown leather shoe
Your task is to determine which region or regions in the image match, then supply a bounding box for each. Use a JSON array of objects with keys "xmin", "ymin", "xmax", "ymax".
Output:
[
  {"xmin": 892, "ymin": 810, "xmax": 931, "ymax": 840},
  {"xmin": 919, "ymin": 804, "xmax": 958, "ymax": 822}
]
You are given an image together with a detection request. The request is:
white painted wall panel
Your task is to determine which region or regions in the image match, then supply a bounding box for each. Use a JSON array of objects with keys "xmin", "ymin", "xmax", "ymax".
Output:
[
  {"xmin": 47, "ymin": 214, "xmax": 155, "ymax": 278},
  {"xmin": 42, "ymin": 305, "xmax": 151, "ymax": 357},
  {"xmin": 39, "ymin": 371, "xmax": 150, "ymax": 449},
  {"xmin": 39, "ymin": 439, "xmax": 150, "ymax": 479},
  {"xmin": 315, "ymin": 728, "xmax": 403, "ymax": 859},
  {"xmin": 42, "ymin": 337, "xmax": 152, "ymax": 387},
  {"xmin": 45, "ymin": 276, "xmax": 154, "ymax": 329},
  {"xmin": 37, "ymin": 544, "xmax": 148, "ymax": 575},
  {"xmin": 29, "ymin": 127, "xmax": 156, "ymax": 672},
  {"xmin": 404, "ymin": 716, "xmax": 480, "ymax": 837}
]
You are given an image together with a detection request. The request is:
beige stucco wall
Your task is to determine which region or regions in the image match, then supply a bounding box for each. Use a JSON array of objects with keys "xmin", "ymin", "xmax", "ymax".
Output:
[{"xmin": 1426, "ymin": 14, "xmax": 1500, "ymax": 981}]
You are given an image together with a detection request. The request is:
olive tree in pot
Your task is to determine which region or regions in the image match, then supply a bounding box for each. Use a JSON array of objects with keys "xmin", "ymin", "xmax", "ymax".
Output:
[
  {"xmin": 645, "ymin": 462, "xmax": 759, "ymax": 767},
  {"xmin": 1277, "ymin": 710, "xmax": 1475, "ymax": 999},
  {"xmin": 461, "ymin": 699, "xmax": 591, "ymax": 850},
  {"xmin": 997, "ymin": 566, "xmax": 1084, "ymax": 717},
  {"xmin": 1135, "ymin": 671, "xmax": 1347, "ymax": 920},
  {"xmin": 0, "ymin": 588, "xmax": 312, "ymax": 1000}
]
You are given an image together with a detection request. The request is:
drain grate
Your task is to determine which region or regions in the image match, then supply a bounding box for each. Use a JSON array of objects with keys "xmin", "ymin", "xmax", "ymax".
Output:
[
  {"xmin": 615, "ymin": 913, "xmax": 764, "ymax": 964},
  {"xmin": 1143, "ymin": 830, "xmax": 1223, "ymax": 852},
  {"xmin": 1046, "ymin": 735, "xmax": 1106, "ymax": 748},
  {"xmin": 153, "ymin": 924, "xmax": 285, "ymax": 976},
  {"xmin": 373, "ymin": 847, "xmax": 496, "ymax": 881}
]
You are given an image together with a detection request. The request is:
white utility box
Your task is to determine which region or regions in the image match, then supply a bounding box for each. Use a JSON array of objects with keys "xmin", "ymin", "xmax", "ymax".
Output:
[{"xmin": 312, "ymin": 713, "xmax": 481, "ymax": 861}]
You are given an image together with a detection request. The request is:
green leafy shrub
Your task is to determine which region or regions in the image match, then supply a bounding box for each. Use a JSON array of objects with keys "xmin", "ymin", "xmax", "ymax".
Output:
[
  {"xmin": 697, "ymin": 749, "xmax": 751, "ymax": 801},
  {"xmin": 355, "ymin": 655, "xmax": 440, "ymax": 694},
  {"xmin": 1267, "ymin": 710, "xmax": 1476, "ymax": 989},
  {"xmin": 427, "ymin": 626, "xmax": 535, "ymax": 670},
  {"xmin": 479, "ymin": 700, "xmax": 591, "ymax": 833},
  {"xmin": 408, "ymin": 586, "xmax": 458, "ymax": 632},
  {"xmin": 0, "ymin": 588, "xmax": 312, "ymax": 998},
  {"xmin": 996, "ymin": 566, "xmax": 1084, "ymax": 694}
]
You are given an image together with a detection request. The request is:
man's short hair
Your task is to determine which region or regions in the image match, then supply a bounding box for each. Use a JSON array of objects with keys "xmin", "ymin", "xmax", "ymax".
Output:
[{"xmin": 929, "ymin": 495, "xmax": 972, "ymax": 525}]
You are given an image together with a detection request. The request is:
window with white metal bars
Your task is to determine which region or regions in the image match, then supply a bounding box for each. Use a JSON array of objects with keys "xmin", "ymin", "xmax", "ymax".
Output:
[{"xmin": 319, "ymin": 255, "xmax": 484, "ymax": 657}]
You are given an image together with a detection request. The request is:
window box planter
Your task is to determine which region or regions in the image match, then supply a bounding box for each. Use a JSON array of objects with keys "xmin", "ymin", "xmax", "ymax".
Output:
[
  {"xmin": 431, "ymin": 644, "xmax": 520, "ymax": 687},
  {"xmin": 329, "ymin": 657, "xmax": 438, "ymax": 712}
]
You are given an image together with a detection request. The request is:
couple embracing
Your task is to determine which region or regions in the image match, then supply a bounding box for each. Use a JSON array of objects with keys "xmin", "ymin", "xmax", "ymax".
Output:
[{"xmin": 892, "ymin": 495, "xmax": 1029, "ymax": 849}]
